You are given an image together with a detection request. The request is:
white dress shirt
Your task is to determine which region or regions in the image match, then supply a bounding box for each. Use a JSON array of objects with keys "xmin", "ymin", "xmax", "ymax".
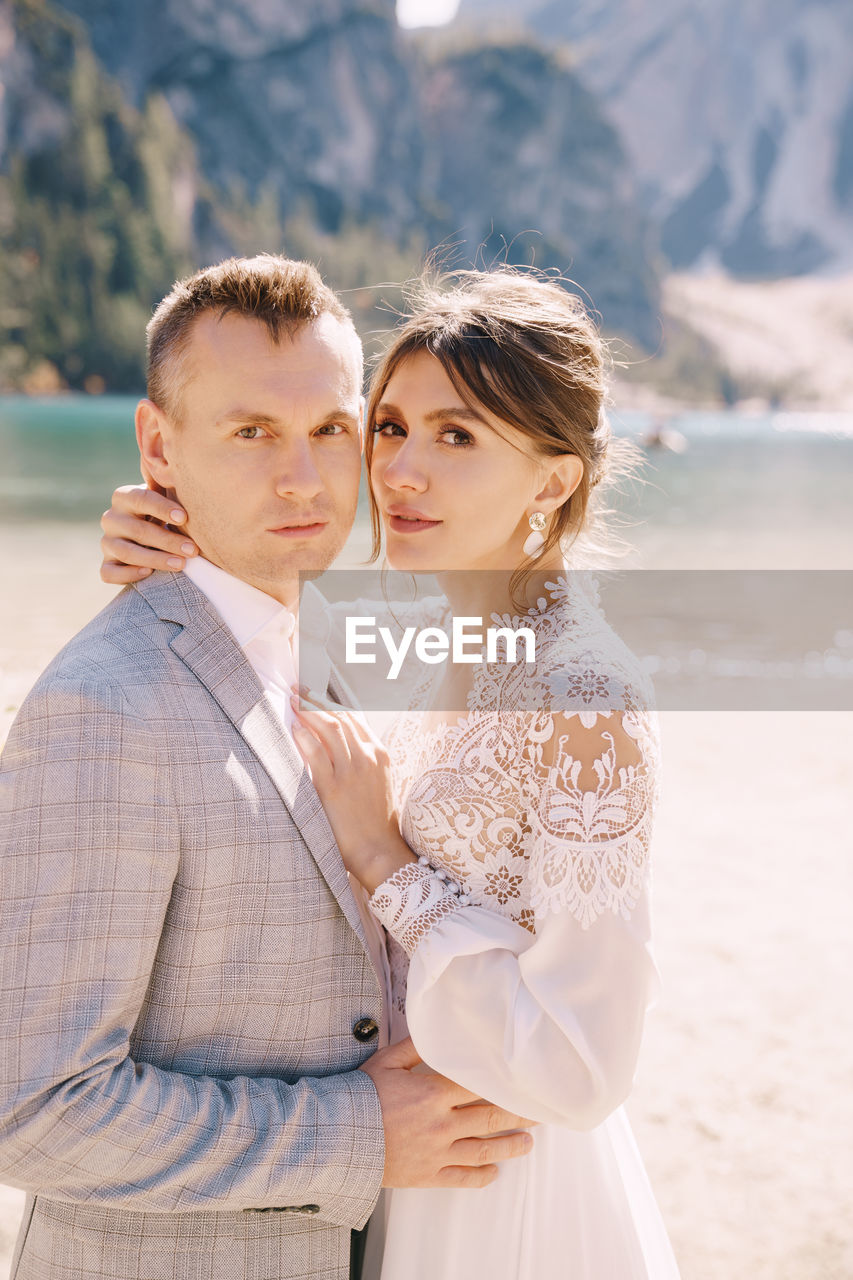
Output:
[{"xmin": 184, "ymin": 556, "xmax": 333, "ymax": 732}]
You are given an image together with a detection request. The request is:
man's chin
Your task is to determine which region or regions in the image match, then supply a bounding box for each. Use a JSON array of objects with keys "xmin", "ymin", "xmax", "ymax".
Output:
[{"xmin": 239, "ymin": 538, "xmax": 346, "ymax": 596}]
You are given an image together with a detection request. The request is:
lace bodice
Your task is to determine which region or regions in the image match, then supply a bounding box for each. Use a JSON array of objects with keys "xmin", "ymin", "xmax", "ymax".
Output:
[
  {"xmin": 368, "ymin": 572, "xmax": 660, "ymax": 1022},
  {"xmin": 386, "ymin": 574, "xmax": 657, "ymax": 915}
]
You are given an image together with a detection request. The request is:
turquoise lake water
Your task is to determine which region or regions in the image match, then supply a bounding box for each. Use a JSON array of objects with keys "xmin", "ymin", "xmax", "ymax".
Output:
[
  {"xmin": 1, "ymin": 395, "xmax": 851, "ymax": 715},
  {"xmin": 1, "ymin": 396, "xmax": 852, "ymax": 571}
]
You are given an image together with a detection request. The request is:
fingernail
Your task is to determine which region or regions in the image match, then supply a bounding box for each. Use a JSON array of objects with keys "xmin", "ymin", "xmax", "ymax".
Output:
[
  {"xmin": 137, "ymin": 568, "xmax": 152, "ymax": 578},
  {"xmin": 180, "ymin": 543, "xmax": 195, "ymax": 555},
  {"xmin": 171, "ymin": 510, "xmax": 186, "ymax": 523},
  {"xmin": 167, "ymin": 557, "xmax": 184, "ymax": 570}
]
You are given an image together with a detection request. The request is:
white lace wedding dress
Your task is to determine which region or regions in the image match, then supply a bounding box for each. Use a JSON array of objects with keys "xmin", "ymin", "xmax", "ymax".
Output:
[{"xmin": 350, "ymin": 573, "xmax": 681, "ymax": 1280}]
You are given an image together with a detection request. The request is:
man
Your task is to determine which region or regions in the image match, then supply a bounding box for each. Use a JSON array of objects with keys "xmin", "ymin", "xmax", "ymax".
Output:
[{"xmin": 0, "ymin": 256, "xmax": 532, "ymax": 1280}]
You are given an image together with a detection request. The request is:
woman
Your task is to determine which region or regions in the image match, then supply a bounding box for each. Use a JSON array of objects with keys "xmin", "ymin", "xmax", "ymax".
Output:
[{"xmin": 100, "ymin": 268, "xmax": 681, "ymax": 1278}]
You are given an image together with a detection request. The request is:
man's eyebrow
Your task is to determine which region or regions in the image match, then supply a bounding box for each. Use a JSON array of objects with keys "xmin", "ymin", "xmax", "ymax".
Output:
[
  {"xmin": 376, "ymin": 400, "xmax": 491, "ymax": 427},
  {"xmin": 216, "ymin": 408, "xmax": 361, "ymax": 428},
  {"xmin": 319, "ymin": 409, "xmax": 361, "ymax": 427},
  {"xmin": 216, "ymin": 410, "xmax": 281, "ymax": 427}
]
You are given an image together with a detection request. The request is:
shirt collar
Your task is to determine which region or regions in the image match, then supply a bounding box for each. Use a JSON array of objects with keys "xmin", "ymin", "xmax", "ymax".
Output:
[
  {"xmin": 183, "ymin": 556, "xmax": 333, "ymax": 695},
  {"xmin": 184, "ymin": 556, "xmax": 295, "ymax": 648}
]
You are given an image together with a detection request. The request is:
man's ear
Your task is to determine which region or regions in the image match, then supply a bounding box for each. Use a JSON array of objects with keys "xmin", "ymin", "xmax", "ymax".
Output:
[
  {"xmin": 533, "ymin": 453, "xmax": 584, "ymax": 512},
  {"xmin": 358, "ymin": 395, "xmax": 366, "ymax": 454},
  {"xmin": 135, "ymin": 399, "xmax": 176, "ymax": 492}
]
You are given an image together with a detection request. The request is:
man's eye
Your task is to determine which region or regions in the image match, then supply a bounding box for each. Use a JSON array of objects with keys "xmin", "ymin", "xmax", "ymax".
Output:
[
  {"xmin": 236, "ymin": 426, "xmax": 268, "ymax": 439},
  {"xmin": 316, "ymin": 423, "xmax": 346, "ymax": 436}
]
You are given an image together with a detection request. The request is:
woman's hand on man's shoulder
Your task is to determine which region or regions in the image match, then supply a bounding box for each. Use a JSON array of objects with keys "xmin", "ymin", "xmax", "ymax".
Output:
[{"xmin": 100, "ymin": 485, "xmax": 198, "ymax": 583}]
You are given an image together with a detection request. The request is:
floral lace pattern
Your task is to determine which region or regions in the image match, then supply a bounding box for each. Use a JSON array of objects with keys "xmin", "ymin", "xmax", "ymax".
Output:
[
  {"xmin": 524, "ymin": 715, "xmax": 653, "ymax": 927},
  {"xmin": 371, "ymin": 573, "xmax": 660, "ymax": 995},
  {"xmin": 369, "ymin": 861, "xmax": 465, "ymax": 957}
]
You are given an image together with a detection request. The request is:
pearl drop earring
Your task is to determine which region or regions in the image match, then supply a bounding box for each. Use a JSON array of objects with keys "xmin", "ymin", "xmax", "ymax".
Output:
[{"xmin": 523, "ymin": 511, "xmax": 546, "ymax": 558}]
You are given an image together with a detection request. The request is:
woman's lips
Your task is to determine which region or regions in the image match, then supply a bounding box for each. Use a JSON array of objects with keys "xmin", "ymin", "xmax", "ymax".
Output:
[
  {"xmin": 386, "ymin": 509, "xmax": 442, "ymax": 534},
  {"xmin": 269, "ymin": 522, "xmax": 328, "ymax": 539}
]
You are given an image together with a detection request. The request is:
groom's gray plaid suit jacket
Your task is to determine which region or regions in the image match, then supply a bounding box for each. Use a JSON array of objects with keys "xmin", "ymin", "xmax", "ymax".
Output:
[{"xmin": 0, "ymin": 571, "xmax": 386, "ymax": 1280}]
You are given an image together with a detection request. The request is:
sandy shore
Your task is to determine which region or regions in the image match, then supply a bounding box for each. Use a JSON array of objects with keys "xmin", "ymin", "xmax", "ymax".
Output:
[{"xmin": 1, "ymin": 525, "xmax": 851, "ymax": 1278}]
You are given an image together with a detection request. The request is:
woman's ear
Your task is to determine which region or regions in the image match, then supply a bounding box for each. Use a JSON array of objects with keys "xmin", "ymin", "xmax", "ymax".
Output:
[
  {"xmin": 135, "ymin": 399, "xmax": 175, "ymax": 492},
  {"xmin": 533, "ymin": 454, "xmax": 584, "ymax": 512}
]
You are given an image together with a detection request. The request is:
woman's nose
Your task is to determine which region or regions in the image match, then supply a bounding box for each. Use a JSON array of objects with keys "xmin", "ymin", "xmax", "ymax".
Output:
[{"xmin": 378, "ymin": 439, "xmax": 428, "ymax": 493}]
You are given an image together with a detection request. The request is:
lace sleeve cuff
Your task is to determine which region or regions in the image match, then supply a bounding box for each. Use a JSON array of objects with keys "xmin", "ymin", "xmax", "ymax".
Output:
[{"xmin": 369, "ymin": 860, "xmax": 468, "ymax": 957}]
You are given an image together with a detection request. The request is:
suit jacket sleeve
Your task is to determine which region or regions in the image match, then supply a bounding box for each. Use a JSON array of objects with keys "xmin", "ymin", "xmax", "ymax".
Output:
[{"xmin": 0, "ymin": 675, "xmax": 384, "ymax": 1227}]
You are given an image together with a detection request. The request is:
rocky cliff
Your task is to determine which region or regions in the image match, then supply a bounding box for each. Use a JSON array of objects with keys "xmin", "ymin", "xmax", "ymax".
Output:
[
  {"xmin": 416, "ymin": 38, "xmax": 658, "ymax": 342},
  {"xmin": 53, "ymin": 0, "xmax": 426, "ymax": 236},
  {"xmin": 1, "ymin": 0, "xmax": 660, "ymax": 390},
  {"xmin": 458, "ymin": 0, "xmax": 853, "ymax": 275}
]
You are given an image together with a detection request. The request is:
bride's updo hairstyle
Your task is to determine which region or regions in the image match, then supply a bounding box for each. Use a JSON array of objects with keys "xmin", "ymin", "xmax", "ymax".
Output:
[{"xmin": 365, "ymin": 266, "xmax": 639, "ymax": 581}]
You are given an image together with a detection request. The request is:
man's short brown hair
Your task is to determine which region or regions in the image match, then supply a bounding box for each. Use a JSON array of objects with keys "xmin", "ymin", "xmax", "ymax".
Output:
[{"xmin": 146, "ymin": 254, "xmax": 360, "ymax": 419}]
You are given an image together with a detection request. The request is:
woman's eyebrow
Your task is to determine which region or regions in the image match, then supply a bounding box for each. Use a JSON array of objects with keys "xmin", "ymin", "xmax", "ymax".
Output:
[
  {"xmin": 376, "ymin": 400, "xmax": 490, "ymax": 427},
  {"xmin": 375, "ymin": 400, "xmax": 404, "ymax": 420},
  {"xmin": 423, "ymin": 406, "xmax": 490, "ymax": 426}
]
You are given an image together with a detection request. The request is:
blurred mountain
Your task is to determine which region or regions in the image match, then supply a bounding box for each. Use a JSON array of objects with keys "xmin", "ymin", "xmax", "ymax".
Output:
[
  {"xmin": 0, "ymin": 0, "xmax": 201, "ymax": 390},
  {"xmin": 52, "ymin": 0, "xmax": 426, "ymax": 237},
  {"xmin": 0, "ymin": 0, "xmax": 662, "ymax": 390},
  {"xmin": 458, "ymin": 0, "xmax": 853, "ymax": 275},
  {"xmin": 416, "ymin": 38, "xmax": 659, "ymax": 344},
  {"xmin": 53, "ymin": 0, "xmax": 658, "ymax": 336}
]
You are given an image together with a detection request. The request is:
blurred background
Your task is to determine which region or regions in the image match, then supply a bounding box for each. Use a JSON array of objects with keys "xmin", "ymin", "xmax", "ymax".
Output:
[
  {"xmin": 1, "ymin": 1, "xmax": 851, "ymax": 1276},
  {"xmin": 3, "ymin": 0, "xmax": 853, "ymax": 404}
]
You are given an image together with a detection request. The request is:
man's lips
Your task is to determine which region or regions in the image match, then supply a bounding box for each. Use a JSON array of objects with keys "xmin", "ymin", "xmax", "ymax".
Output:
[
  {"xmin": 268, "ymin": 520, "xmax": 329, "ymax": 538},
  {"xmin": 385, "ymin": 506, "xmax": 442, "ymax": 534}
]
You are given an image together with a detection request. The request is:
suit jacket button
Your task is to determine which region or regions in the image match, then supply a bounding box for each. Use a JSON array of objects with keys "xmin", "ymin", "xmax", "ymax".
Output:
[
  {"xmin": 353, "ymin": 1017, "xmax": 379, "ymax": 1042},
  {"xmin": 302, "ymin": 1205, "xmax": 320, "ymax": 1215}
]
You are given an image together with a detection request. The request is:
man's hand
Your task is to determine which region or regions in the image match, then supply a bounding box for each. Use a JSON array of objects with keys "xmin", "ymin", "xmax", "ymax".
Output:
[{"xmin": 360, "ymin": 1037, "xmax": 535, "ymax": 1190}]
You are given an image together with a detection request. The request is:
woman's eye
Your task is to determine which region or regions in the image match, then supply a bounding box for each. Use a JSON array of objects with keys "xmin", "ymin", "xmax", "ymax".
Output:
[
  {"xmin": 372, "ymin": 420, "xmax": 405, "ymax": 437},
  {"xmin": 236, "ymin": 425, "xmax": 268, "ymax": 439},
  {"xmin": 439, "ymin": 429, "xmax": 474, "ymax": 447}
]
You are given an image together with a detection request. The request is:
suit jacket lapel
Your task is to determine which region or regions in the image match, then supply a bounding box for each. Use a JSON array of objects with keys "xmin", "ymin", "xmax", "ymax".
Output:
[{"xmin": 134, "ymin": 573, "xmax": 371, "ymax": 953}]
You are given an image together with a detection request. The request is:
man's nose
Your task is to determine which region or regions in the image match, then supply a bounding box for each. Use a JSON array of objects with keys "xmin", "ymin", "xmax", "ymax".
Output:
[
  {"xmin": 274, "ymin": 442, "xmax": 324, "ymax": 500},
  {"xmin": 379, "ymin": 439, "xmax": 428, "ymax": 493}
]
